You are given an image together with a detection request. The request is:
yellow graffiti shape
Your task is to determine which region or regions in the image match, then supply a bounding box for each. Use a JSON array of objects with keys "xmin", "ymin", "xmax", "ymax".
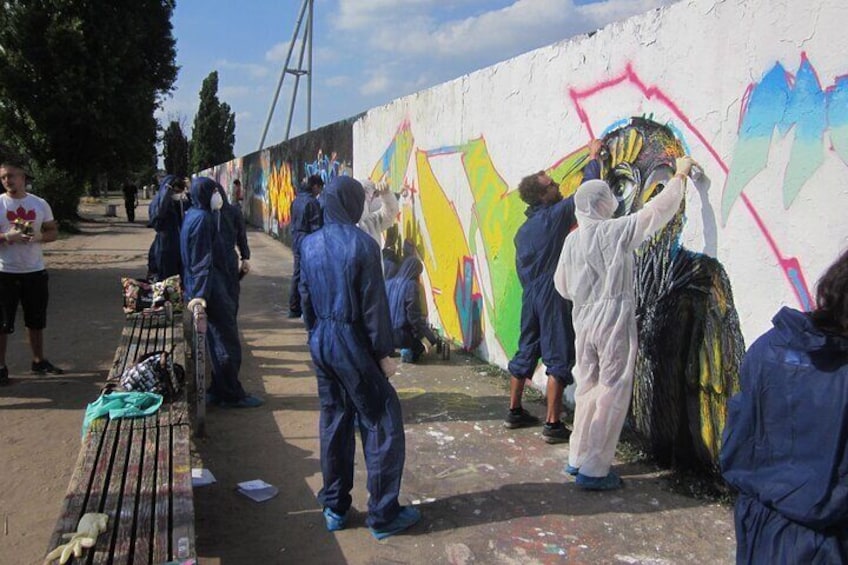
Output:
[
  {"xmin": 267, "ymin": 161, "xmax": 296, "ymax": 226},
  {"xmin": 415, "ymin": 149, "xmax": 471, "ymax": 341},
  {"xmin": 369, "ymin": 121, "xmax": 415, "ymax": 190}
]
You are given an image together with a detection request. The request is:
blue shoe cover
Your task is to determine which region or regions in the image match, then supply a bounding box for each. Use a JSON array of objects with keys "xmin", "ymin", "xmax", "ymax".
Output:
[
  {"xmin": 323, "ymin": 507, "xmax": 347, "ymax": 531},
  {"xmin": 565, "ymin": 464, "xmax": 579, "ymax": 476},
  {"xmin": 369, "ymin": 506, "xmax": 421, "ymax": 540},
  {"xmin": 399, "ymin": 348, "xmax": 414, "ymax": 363},
  {"xmin": 221, "ymin": 394, "xmax": 264, "ymax": 408},
  {"xmin": 575, "ymin": 471, "xmax": 622, "ymax": 491}
]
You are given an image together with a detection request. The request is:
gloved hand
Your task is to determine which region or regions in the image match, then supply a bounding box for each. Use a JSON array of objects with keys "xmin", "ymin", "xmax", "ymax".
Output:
[
  {"xmin": 674, "ymin": 156, "xmax": 697, "ymax": 178},
  {"xmin": 588, "ymin": 139, "xmax": 603, "ymax": 160},
  {"xmin": 379, "ymin": 356, "xmax": 398, "ymax": 379},
  {"xmin": 420, "ymin": 338, "xmax": 432, "ymax": 355},
  {"xmin": 187, "ymin": 298, "xmax": 207, "ymax": 333},
  {"xmin": 240, "ymin": 259, "xmax": 251, "ymax": 275},
  {"xmin": 45, "ymin": 512, "xmax": 109, "ymax": 564}
]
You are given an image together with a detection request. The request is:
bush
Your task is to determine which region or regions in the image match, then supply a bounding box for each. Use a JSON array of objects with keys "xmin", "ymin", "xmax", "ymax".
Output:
[{"xmin": 28, "ymin": 161, "xmax": 85, "ymax": 226}]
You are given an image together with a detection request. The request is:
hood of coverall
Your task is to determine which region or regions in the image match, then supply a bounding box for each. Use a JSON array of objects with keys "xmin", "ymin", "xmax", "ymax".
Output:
[
  {"xmin": 394, "ymin": 255, "xmax": 424, "ymax": 282},
  {"xmin": 190, "ymin": 176, "xmax": 220, "ymax": 211},
  {"xmin": 360, "ymin": 178, "xmax": 383, "ymax": 214},
  {"xmin": 159, "ymin": 174, "xmax": 178, "ymax": 193},
  {"xmin": 574, "ymin": 179, "xmax": 618, "ymax": 227},
  {"xmin": 323, "ymin": 176, "xmax": 365, "ymax": 225}
]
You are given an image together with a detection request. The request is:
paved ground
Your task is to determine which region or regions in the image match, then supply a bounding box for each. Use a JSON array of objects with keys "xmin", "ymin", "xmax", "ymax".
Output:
[{"xmin": 0, "ymin": 195, "xmax": 736, "ymax": 564}]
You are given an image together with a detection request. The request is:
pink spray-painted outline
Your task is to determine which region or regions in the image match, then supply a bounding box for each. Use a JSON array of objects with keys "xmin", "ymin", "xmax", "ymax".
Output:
[{"xmin": 568, "ymin": 63, "xmax": 813, "ymax": 310}]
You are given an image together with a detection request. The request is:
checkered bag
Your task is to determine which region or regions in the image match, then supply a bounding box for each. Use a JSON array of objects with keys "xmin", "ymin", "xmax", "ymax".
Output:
[{"xmin": 120, "ymin": 351, "xmax": 184, "ymax": 400}]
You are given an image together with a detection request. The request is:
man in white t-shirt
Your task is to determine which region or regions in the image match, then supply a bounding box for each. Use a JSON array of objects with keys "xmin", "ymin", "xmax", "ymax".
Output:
[{"xmin": 0, "ymin": 155, "xmax": 62, "ymax": 385}]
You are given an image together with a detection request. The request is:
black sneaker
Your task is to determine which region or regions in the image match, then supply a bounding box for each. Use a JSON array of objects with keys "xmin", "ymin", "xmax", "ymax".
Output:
[
  {"xmin": 287, "ymin": 311, "xmax": 302, "ymax": 319},
  {"xmin": 542, "ymin": 421, "xmax": 571, "ymax": 444},
  {"xmin": 503, "ymin": 407, "xmax": 541, "ymax": 429},
  {"xmin": 0, "ymin": 366, "xmax": 8, "ymax": 385},
  {"xmin": 31, "ymin": 359, "xmax": 64, "ymax": 375}
]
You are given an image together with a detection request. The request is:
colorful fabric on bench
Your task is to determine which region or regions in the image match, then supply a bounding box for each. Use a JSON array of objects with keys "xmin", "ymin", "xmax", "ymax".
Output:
[{"xmin": 82, "ymin": 391, "xmax": 163, "ymax": 437}]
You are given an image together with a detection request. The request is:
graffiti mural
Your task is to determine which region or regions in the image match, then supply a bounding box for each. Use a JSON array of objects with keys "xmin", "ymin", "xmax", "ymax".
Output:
[{"xmin": 202, "ymin": 117, "xmax": 356, "ymax": 242}]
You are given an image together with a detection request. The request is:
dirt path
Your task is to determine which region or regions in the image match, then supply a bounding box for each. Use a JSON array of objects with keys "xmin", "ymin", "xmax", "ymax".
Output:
[{"xmin": 0, "ymin": 196, "xmax": 735, "ymax": 564}]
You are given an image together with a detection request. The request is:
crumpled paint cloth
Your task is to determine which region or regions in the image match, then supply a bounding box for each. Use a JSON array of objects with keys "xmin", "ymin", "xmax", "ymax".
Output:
[{"xmin": 82, "ymin": 391, "xmax": 163, "ymax": 437}]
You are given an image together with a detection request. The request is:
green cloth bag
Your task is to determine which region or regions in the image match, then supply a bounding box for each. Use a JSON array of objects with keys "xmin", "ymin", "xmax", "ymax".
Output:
[{"xmin": 82, "ymin": 391, "xmax": 163, "ymax": 437}]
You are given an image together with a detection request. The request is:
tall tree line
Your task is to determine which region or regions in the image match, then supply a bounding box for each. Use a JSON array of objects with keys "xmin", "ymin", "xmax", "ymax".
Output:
[{"xmin": 0, "ymin": 0, "xmax": 179, "ymax": 222}]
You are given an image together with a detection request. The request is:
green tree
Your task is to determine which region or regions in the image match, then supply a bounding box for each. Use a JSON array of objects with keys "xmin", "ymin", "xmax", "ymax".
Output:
[
  {"xmin": 190, "ymin": 71, "xmax": 236, "ymax": 172},
  {"xmin": 0, "ymin": 0, "xmax": 178, "ymax": 221},
  {"xmin": 163, "ymin": 120, "xmax": 189, "ymax": 178}
]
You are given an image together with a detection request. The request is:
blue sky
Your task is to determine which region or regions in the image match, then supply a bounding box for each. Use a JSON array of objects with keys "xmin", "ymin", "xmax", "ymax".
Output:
[{"xmin": 159, "ymin": 0, "xmax": 677, "ymax": 158}]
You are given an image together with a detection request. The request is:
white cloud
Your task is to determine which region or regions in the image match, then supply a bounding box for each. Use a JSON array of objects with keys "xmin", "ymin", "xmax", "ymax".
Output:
[
  {"xmin": 216, "ymin": 59, "xmax": 270, "ymax": 79},
  {"xmin": 220, "ymin": 85, "xmax": 252, "ymax": 99},
  {"xmin": 333, "ymin": 0, "xmax": 439, "ymax": 30},
  {"xmin": 265, "ymin": 40, "xmax": 306, "ymax": 63},
  {"xmin": 324, "ymin": 75, "xmax": 351, "ymax": 87},
  {"xmin": 360, "ymin": 68, "xmax": 392, "ymax": 96}
]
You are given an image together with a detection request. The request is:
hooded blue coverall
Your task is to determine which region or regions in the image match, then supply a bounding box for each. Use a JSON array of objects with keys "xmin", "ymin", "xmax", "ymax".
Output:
[
  {"xmin": 288, "ymin": 183, "xmax": 323, "ymax": 316},
  {"xmin": 216, "ymin": 187, "xmax": 250, "ymax": 311},
  {"xmin": 721, "ymin": 307, "xmax": 848, "ymax": 564},
  {"xmin": 385, "ymin": 255, "xmax": 438, "ymax": 362},
  {"xmin": 180, "ymin": 177, "xmax": 247, "ymax": 403},
  {"xmin": 506, "ymin": 194, "xmax": 578, "ymax": 384},
  {"xmin": 298, "ymin": 176, "xmax": 406, "ymax": 529},
  {"xmin": 147, "ymin": 174, "xmax": 188, "ymax": 281}
]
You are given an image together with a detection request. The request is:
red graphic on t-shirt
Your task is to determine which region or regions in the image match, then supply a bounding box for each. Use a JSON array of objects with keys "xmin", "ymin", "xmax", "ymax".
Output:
[
  {"xmin": 7, "ymin": 206, "xmax": 36, "ymax": 223},
  {"xmin": 5, "ymin": 206, "xmax": 36, "ymax": 245}
]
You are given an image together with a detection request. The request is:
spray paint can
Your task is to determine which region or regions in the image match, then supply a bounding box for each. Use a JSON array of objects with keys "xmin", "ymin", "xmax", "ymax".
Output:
[{"xmin": 690, "ymin": 165, "xmax": 704, "ymax": 182}]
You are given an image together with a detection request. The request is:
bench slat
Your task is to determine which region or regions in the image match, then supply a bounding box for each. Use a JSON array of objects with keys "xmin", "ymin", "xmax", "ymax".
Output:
[
  {"xmin": 47, "ymin": 418, "xmax": 108, "ymax": 551},
  {"xmin": 106, "ymin": 418, "xmax": 145, "ymax": 564},
  {"xmin": 171, "ymin": 424, "xmax": 195, "ymax": 561},
  {"xmin": 152, "ymin": 415, "xmax": 172, "ymax": 562},
  {"xmin": 133, "ymin": 416, "xmax": 157, "ymax": 565},
  {"xmin": 90, "ymin": 418, "xmax": 132, "ymax": 564}
]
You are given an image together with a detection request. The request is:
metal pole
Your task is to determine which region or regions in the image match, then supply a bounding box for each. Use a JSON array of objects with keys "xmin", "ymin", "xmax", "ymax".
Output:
[
  {"xmin": 283, "ymin": 9, "xmax": 309, "ymax": 141},
  {"xmin": 307, "ymin": 0, "xmax": 313, "ymax": 132},
  {"xmin": 258, "ymin": 0, "xmax": 310, "ymax": 150}
]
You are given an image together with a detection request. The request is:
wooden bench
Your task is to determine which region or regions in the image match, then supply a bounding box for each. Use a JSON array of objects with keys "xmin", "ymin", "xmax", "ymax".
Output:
[{"xmin": 47, "ymin": 309, "xmax": 196, "ymax": 564}]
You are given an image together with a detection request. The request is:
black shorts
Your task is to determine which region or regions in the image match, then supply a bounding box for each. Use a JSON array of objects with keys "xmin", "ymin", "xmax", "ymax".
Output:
[{"xmin": 0, "ymin": 270, "xmax": 49, "ymax": 333}]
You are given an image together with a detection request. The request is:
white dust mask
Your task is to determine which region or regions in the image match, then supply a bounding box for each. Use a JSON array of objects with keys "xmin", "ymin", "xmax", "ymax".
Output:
[{"xmin": 210, "ymin": 192, "xmax": 224, "ymax": 211}]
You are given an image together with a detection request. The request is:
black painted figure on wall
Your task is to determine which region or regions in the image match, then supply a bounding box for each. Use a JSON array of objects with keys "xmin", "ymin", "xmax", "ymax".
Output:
[{"xmin": 595, "ymin": 117, "xmax": 744, "ymax": 472}]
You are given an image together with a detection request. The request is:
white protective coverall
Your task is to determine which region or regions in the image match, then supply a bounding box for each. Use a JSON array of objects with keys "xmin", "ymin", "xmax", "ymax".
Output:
[
  {"xmin": 554, "ymin": 176, "xmax": 685, "ymax": 478},
  {"xmin": 358, "ymin": 179, "xmax": 400, "ymax": 247}
]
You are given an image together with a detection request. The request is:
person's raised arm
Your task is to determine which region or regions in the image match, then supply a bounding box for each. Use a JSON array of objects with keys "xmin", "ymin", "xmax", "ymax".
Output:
[
  {"xmin": 582, "ymin": 139, "xmax": 603, "ymax": 181},
  {"xmin": 626, "ymin": 157, "xmax": 697, "ymax": 252},
  {"xmin": 371, "ymin": 182, "xmax": 400, "ymax": 234}
]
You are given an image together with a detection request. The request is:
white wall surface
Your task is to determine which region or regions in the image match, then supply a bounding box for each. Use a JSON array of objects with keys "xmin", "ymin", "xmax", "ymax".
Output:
[{"xmin": 354, "ymin": 0, "xmax": 848, "ymax": 377}]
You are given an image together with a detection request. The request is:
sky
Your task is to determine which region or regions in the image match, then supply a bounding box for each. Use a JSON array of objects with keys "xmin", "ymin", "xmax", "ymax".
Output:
[{"xmin": 158, "ymin": 0, "xmax": 678, "ymax": 159}]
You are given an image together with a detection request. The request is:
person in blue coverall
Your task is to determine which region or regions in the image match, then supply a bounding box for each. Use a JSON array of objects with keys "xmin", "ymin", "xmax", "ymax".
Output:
[
  {"xmin": 385, "ymin": 254, "xmax": 438, "ymax": 363},
  {"xmin": 288, "ymin": 174, "xmax": 324, "ymax": 318},
  {"xmin": 147, "ymin": 175, "xmax": 188, "ymax": 281},
  {"xmin": 504, "ymin": 140, "xmax": 602, "ymax": 444},
  {"xmin": 215, "ymin": 185, "xmax": 251, "ymax": 311},
  {"xmin": 720, "ymin": 249, "xmax": 848, "ymax": 564},
  {"xmin": 181, "ymin": 177, "xmax": 262, "ymax": 409},
  {"xmin": 298, "ymin": 175, "xmax": 421, "ymax": 540}
]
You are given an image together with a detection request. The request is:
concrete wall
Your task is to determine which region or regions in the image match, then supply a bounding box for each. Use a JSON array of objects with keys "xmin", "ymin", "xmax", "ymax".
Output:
[
  {"xmin": 201, "ymin": 118, "xmax": 357, "ymax": 244},
  {"xmin": 353, "ymin": 0, "xmax": 848, "ymax": 380}
]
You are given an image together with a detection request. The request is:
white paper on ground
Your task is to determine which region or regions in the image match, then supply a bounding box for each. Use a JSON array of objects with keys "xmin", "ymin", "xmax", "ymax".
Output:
[
  {"xmin": 191, "ymin": 468, "xmax": 216, "ymax": 487},
  {"xmin": 237, "ymin": 479, "xmax": 279, "ymax": 502}
]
